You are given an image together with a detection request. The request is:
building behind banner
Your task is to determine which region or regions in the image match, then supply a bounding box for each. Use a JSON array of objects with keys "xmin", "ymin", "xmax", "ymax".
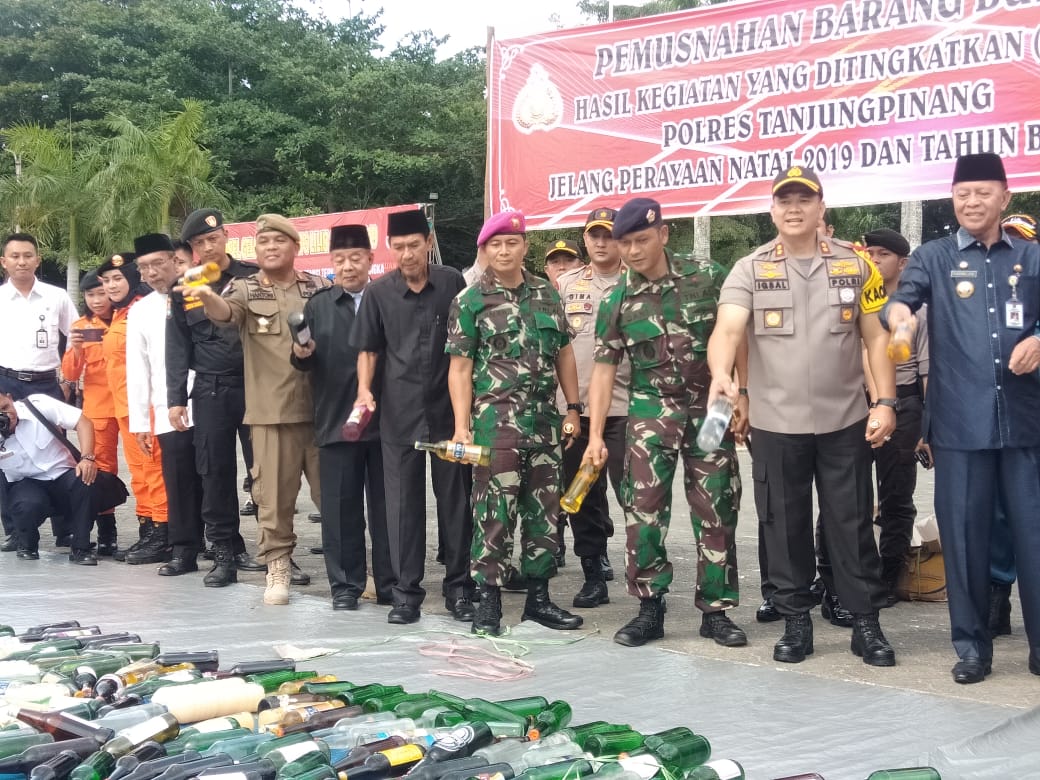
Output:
[{"xmin": 225, "ymin": 203, "xmax": 441, "ymax": 279}]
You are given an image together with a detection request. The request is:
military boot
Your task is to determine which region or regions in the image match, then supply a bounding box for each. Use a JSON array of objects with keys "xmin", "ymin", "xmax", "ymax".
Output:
[
  {"xmin": 95, "ymin": 514, "xmax": 118, "ymax": 557},
  {"xmin": 522, "ymin": 578, "xmax": 583, "ymax": 630},
  {"xmin": 204, "ymin": 541, "xmax": 237, "ymax": 587},
  {"xmin": 113, "ymin": 516, "xmax": 153, "ymax": 562},
  {"xmin": 821, "ymin": 590, "xmax": 854, "ymax": 628},
  {"xmin": 124, "ymin": 521, "xmax": 171, "ymax": 565},
  {"xmin": 573, "ymin": 556, "xmax": 609, "ymax": 608},
  {"xmin": 472, "ymin": 585, "xmax": 503, "ymax": 636},
  {"xmin": 851, "ymin": 613, "xmax": 896, "ymax": 666},
  {"xmin": 613, "ymin": 595, "xmax": 665, "ymax": 647},
  {"xmin": 264, "ymin": 554, "xmax": 292, "ymax": 605},
  {"xmin": 773, "ymin": 613, "xmax": 814, "ymax": 663},
  {"xmin": 988, "ymin": 582, "xmax": 1012, "ymax": 637},
  {"xmin": 880, "ymin": 555, "xmax": 905, "ymax": 607}
]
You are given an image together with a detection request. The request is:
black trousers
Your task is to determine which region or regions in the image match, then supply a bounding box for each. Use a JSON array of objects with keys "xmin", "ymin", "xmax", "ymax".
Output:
[
  {"xmin": 0, "ymin": 375, "xmax": 63, "ymax": 537},
  {"xmin": 158, "ymin": 428, "xmax": 203, "ymax": 557},
  {"xmin": 752, "ymin": 420, "xmax": 886, "ymax": 616},
  {"xmin": 191, "ymin": 374, "xmax": 247, "ymax": 553},
  {"xmin": 319, "ymin": 441, "xmax": 393, "ymax": 601},
  {"xmin": 872, "ymin": 394, "xmax": 922, "ymax": 561},
  {"xmin": 560, "ymin": 416, "xmax": 626, "ymax": 558},
  {"xmin": 382, "ymin": 442, "xmax": 473, "ymax": 607},
  {"xmin": 9, "ymin": 469, "xmax": 95, "ymax": 551},
  {"xmin": 933, "ymin": 446, "xmax": 1040, "ymax": 662}
]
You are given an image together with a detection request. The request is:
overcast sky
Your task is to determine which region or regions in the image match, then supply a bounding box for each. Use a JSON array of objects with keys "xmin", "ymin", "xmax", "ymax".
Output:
[{"xmin": 305, "ymin": 0, "xmax": 598, "ymax": 55}]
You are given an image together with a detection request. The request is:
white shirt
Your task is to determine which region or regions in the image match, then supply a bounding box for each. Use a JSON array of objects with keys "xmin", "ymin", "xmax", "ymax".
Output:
[
  {"xmin": 0, "ymin": 395, "xmax": 81, "ymax": 482},
  {"xmin": 126, "ymin": 292, "xmax": 193, "ymax": 435},
  {"xmin": 0, "ymin": 279, "xmax": 79, "ymax": 371}
]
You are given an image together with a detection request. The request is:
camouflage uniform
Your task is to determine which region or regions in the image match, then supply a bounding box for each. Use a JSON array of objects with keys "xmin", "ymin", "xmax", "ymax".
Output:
[
  {"xmin": 446, "ymin": 268, "xmax": 570, "ymax": 586},
  {"xmin": 595, "ymin": 251, "xmax": 741, "ymax": 610}
]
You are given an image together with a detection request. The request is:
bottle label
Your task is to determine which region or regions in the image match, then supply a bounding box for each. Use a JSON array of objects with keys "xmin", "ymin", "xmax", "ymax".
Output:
[
  {"xmin": 450, "ymin": 442, "xmax": 466, "ymax": 461},
  {"xmin": 383, "ymin": 745, "xmax": 425, "ymax": 765},
  {"xmin": 435, "ymin": 724, "xmax": 475, "ymax": 752},
  {"xmin": 704, "ymin": 759, "xmax": 743, "ymax": 779},
  {"xmin": 118, "ymin": 714, "xmax": 170, "ymax": 745},
  {"xmin": 274, "ymin": 741, "xmax": 319, "ymax": 763},
  {"xmin": 190, "ymin": 717, "xmax": 235, "ymax": 734},
  {"xmin": 347, "ymin": 406, "xmax": 366, "ymax": 426}
]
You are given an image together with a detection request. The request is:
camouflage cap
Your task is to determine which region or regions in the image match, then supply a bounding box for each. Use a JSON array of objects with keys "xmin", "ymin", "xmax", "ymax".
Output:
[{"xmin": 256, "ymin": 213, "xmax": 300, "ymax": 243}]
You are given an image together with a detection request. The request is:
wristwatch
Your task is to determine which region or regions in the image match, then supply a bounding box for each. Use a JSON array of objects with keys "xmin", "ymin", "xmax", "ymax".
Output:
[
  {"xmin": 870, "ymin": 398, "xmax": 898, "ymax": 410},
  {"xmin": 80, "ymin": 454, "xmax": 96, "ymax": 462},
  {"xmin": 566, "ymin": 403, "xmax": 584, "ymax": 414}
]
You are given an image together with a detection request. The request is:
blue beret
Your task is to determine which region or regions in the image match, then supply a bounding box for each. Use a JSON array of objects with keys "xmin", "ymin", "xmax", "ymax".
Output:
[{"xmin": 612, "ymin": 198, "xmax": 662, "ymax": 239}]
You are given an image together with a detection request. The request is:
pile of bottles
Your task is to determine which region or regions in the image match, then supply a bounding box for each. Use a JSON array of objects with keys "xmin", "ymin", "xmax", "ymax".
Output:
[{"xmin": 1, "ymin": 621, "xmax": 940, "ymax": 780}]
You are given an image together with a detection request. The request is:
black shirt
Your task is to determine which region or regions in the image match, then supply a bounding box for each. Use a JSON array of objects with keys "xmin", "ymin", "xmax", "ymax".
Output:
[
  {"xmin": 291, "ymin": 285, "xmax": 382, "ymax": 447},
  {"xmin": 350, "ymin": 264, "xmax": 464, "ymax": 446},
  {"xmin": 165, "ymin": 256, "xmax": 257, "ymax": 407}
]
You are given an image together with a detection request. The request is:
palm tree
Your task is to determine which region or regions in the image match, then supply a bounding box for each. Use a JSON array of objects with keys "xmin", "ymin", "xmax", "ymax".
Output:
[
  {"xmin": 0, "ymin": 122, "xmax": 105, "ymax": 298},
  {"xmin": 91, "ymin": 100, "xmax": 226, "ymax": 238}
]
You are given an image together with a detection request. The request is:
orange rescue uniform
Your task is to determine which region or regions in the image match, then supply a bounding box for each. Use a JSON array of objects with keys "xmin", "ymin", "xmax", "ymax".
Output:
[{"xmin": 62, "ymin": 314, "xmax": 120, "ymax": 476}]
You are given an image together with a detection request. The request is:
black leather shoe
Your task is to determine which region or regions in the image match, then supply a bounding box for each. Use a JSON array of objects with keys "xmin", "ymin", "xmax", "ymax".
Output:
[
  {"xmin": 851, "ymin": 614, "xmax": 896, "ymax": 666},
  {"xmin": 235, "ymin": 552, "xmax": 265, "ymax": 572},
  {"xmin": 387, "ymin": 604, "xmax": 421, "ymax": 624},
  {"xmin": 16, "ymin": 548, "xmax": 40, "ymax": 560},
  {"xmin": 157, "ymin": 557, "xmax": 199, "ymax": 576},
  {"xmin": 308, "ymin": 512, "xmax": 322, "ymax": 523},
  {"xmin": 952, "ymin": 658, "xmax": 991, "ymax": 684},
  {"xmin": 240, "ymin": 499, "xmax": 257, "ymax": 517},
  {"xmin": 202, "ymin": 545, "xmax": 215, "ymax": 561},
  {"xmin": 756, "ymin": 598, "xmax": 782, "ymax": 623},
  {"xmin": 774, "ymin": 613, "xmax": 814, "ymax": 663},
  {"xmin": 600, "ymin": 554, "xmax": 614, "ymax": 581},
  {"xmin": 309, "ymin": 546, "xmax": 324, "ymax": 555},
  {"xmin": 988, "ymin": 583, "xmax": 1013, "ymax": 638},
  {"xmin": 1029, "ymin": 648, "xmax": 1039, "ymax": 676},
  {"xmin": 1, "ymin": 536, "xmax": 17, "ymax": 552},
  {"xmin": 376, "ymin": 594, "xmax": 394, "ymax": 606},
  {"xmin": 333, "ymin": 595, "xmax": 359, "ymax": 611},
  {"xmin": 700, "ymin": 611, "xmax": 748, "ymax": 647},
  {"xmin": 821, "ymin": 592, "xmax": 855, "ymax": 628},
  {"xmin": 69, "ymin": 548, "xmax": 98, "ymax": 565},
  {"xmin": 614, "ymin": 596, "xmax": 666, "ymax": 647},
  {"xmin": 290, "ymin": 559, "xmax": 310, "ymax": 586},
  {"xmin": 446, "ymin": 596, "xmax": 475, "ymax": 622}
]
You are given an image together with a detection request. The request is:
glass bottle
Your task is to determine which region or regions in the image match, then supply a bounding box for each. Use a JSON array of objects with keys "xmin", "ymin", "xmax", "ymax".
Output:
[
  {"xmin": 0, "ymin": 732, "xmax": 54, "ymax": 760},
  {"xmin": 222, "ymin": 660, "xmax": 297, "ymax": 677},
  {"xmin": 560, "ymin": 463, "xmax": 601, "ymax": 514},
  {"xmin": 104, "ymin": 741, "xmax": 167, "ymax": 780},
  {"xmin": 526, "ymin": 701, "xmax": 571, "ymax": 739},
  {"xmin": 887, "ymin": 322, "xmax": 913, "ymax": 363},
  {"xmin": 287, "ymin": 313, "xmax": 311, "ymax": 347},
  {"xmin": 582, "ymin": 730, "xmax": 645, "ymax": 757},
  {"xmin": 27, "ymin": 748, "xmax": 82, "ymax": 780},
  {"xmin": 642, "ymin": 727, "xmax": 710, "ymax": 774},
  {"xmin": 558, "ymin": 722, "xmax": 632, "ymax": 751},
  {"xmin": 414, "ymin": 441, "xmax": 492, "ymax": 467},
  {"xmin": 865, "ymin": 770, "xmax": 941, "ymax": 780},
  {"xmin": 152, "ymin": 651, "xmax": 219, "ymax": 673},
  {"xmin": 67, "ymin": 749, "xmax": 116, "ymax": 780},
  {"xmin": 696, "ymin": 398, "xmax": 733, "ymax": 452},
  {"xmin": 0, "ymin": 738, "xmax": 101, "ymax": 775},
  {"xmin": 180, "ymin": 262, "xmax": 222, "ymax": 287},
  {"xmin": 341, "ymin": 406, "xmax": 373, "ymax": 443},
  {"xmin": 494, "ymin": 697, "xmax": 549, "ymax": 721},
  {"xmin": 513, "ymin": 758, "xmax": 593, "ymax": 780},
  {"xmin": 102, "ymin": 713, "xmax": 181, "ymax": 757},
  {"xmin": 684, "ymin": 759, "xmax": 745, "ymax": 780},
  {"xmin": 14, "ymin": 708, "xmax": 115, "ymax": 744}
]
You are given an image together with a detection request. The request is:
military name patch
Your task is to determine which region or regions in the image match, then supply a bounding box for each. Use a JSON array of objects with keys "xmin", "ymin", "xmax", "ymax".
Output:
[
  {"xmin": 246, "ymin": 288, "xmax": 277, "ymax": 301},
  {"xmin": 754, "ymin": 279, "xmax": 789, "ymax": 291},
  {"xmin": 829, "ymin": 276, "xmax": 859, "ymax": 288}
]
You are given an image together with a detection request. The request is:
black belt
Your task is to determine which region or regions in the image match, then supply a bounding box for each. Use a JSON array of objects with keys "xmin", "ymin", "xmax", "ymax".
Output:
[
  {"xmin": 195, "ymin": 372, "xmax": 244, "ymax": 387},
  {"xmin": 896, "ymin": 385, "xmax": 920, "ymax": 399},
  {"xmin": 0, "ymin": 366, "xmax": 58, "ymax": 382}
]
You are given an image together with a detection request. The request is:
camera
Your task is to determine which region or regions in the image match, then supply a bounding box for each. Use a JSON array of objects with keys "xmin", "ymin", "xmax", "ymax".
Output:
[{"xmin": 0, "ymin": 411, "xmax": 11, "ymax": 438}]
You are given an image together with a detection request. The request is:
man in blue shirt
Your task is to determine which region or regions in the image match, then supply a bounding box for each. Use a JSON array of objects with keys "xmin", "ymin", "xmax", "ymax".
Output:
[{"xmin": 885, "ymin": 153, "xmax": 1040, "ymax": 684}]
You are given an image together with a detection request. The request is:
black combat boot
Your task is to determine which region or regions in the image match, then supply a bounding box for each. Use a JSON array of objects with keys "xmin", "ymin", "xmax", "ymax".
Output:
[
  {"xmin": 851, "ymin": 613, "xmax": 896, "ymax": 666},
  {"xmin": 821, "ymin": 591, "xmax": 854, "ymax": 628},
  {"xmin": 113, "ymin": 516, "xmax": 153, "ymax": 562},
  {"xmin": 988, "ymin": 582, "xmax": 1012, "ymax": 637},
  {"xmin": 125, "ymin": 521, "xmax": 171, "ymax": 564},
  {"xmin": 95, "ymin": 514, "xmax": 118, "ymax": 557},
  {"xmin": 472, "ymin": 584, "xmax": 503, "ymax": 636},
  {"xmin": 522, "ymin": 578, "xmax": 583, "ymax": 630},
  {"xmin": 773, "ymin": 613, "xmax": 814, "ymax": 663},
  {"xmin": 204, "ymin": 541, "xmax": 238, "ymax": 587},
  {"xmin": 573, "ymin": 556, "xmax": 609, "ymax": 608},
  {"xmin": 613, "ymin": 595, "xmax": 665, "ymax": 647}
]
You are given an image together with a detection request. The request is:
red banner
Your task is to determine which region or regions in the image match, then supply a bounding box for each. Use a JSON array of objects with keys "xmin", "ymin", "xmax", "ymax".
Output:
[
  {"xmin": 224, "ymin": 204, "xmax": 427, "ymax": 279},
  {"xmin": 488, "ymin": 0, "xmax": 1040, "ymax": 229}
]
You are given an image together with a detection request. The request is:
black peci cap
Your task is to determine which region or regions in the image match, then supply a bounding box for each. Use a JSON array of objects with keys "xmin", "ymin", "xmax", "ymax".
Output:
[{"xmin": 330, "ymin": 224, "xmax": 371, "ymax": 252}]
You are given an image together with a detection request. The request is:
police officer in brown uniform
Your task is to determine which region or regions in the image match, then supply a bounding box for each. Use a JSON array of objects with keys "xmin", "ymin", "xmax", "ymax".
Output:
[
  {"xmin": 182, "ymin": 214, "xmax": 329, "ymax": 606},
  {"xmin": 707, "ymin": 166, "xmax": 899, "ymax": 666}
]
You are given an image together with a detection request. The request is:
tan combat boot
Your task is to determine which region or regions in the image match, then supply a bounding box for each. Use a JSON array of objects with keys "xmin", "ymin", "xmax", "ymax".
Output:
[{"xmin": 263, "ymin": 554, "xmax": 291, "ymax": 605}]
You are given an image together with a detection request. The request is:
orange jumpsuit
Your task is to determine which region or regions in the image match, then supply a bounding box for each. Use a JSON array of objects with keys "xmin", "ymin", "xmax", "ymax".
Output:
[
  {"xmin": 102, "ymin": 297, "xmax": 168, "ymax": 523},
  {"xmin": 61, "ymin": 314, "xmax": 120, "ymax": 476}
]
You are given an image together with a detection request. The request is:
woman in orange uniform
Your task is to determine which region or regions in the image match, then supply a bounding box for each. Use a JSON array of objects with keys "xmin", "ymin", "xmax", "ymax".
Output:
[
  {"xmin": 98, "ymin": 253, "xmax": 169, "ymax": 564},
  {"xmin": 61, "ymin": 270, "xmax": 121, "ymax": 556}
]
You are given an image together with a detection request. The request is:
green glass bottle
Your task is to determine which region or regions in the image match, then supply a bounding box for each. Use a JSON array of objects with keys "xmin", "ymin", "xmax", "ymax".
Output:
[
  {"xmin": 0, "ymin": 624, "xmax": 16, "ymax": 636},
  {"xmin": 427, "ymin": 691, "xmax": 527, "ymax": 737},
  {"xmin": 7, "ymin": 639, "xmax": 82, "ymax": 661},
  {"xmin": 299, "ymin": 682, "xmax": 356, "ymax": 697},
  {"xmin": 391, "ymin": 697, "xmax": 444, "ymax": 720},
  {"xmin": 102, "ymin": 644, "xmax": 160, "ymax": 662},
  {"xmin": 583, "ymin": 730, "xmax": 645, "ymax": 757},
  {"xmin": 169, "ymin": 728, "xmax": 253, "ymax": 756},
  {"xmin": 52, "ymin": 654, "xmax": 132, "ymax": 679},
  {"xmin": 247, "ymin": 672, "xmax": 318, "ymax": 694},
  {"xmin": 27, "ymin": 747, "xmax": 82, "ymax": 780},
  {"xmin": 335, "ymin": 685, "xmax": 404, "ymax": 707},
  {"xmin": 865, "ymin": 770, "xmax": 941, "ymax": 780},
  {"xmin": 514, "ymin": 758, "xmax": 593, "ymax": 780},
  {"xmin": 275, "ymin": 748, "xmax": 332, "ymax": 778},
  {"xmin": 101, "ymin": 713, "xmax": 181, "ymax": 757},
  {"xmin": 494, "ymin": 696, "xmax": 549, "ymax": 720},
  {"xmin": 684, "ymin": 759, "xmax": 745, "ymax": 780},
  {"xmin": 284, "ymin": 765, "xmax": 335, "ymax": 780},
  {"xmin": 642, "ymin": 727, "xmax": 710, "ymax": 773},
  {"xmin": 122, "ymin": 671, "xmax": 203, "ymax": 698},
  {"xmin": 359, "ymin": 691, "xmax": 422, "ymax": 714},
  {"xmin": 60, "ymin": 701, "xmax": 104, "ymax": 721},
  {"xmin": 202, "ymin": 732, "xmax": 276, "ymax": 761},
  {"xmin": 253, "ymin": 733, "xmax": 316, "ymax": 761},
  {"xmin": 527, "ymin": 701, "xmax": 572, "ymax": 738},
  {"xmin": 260, "ymin": 739, "xmax": 330, "ymax": 770},
  {"xmin": 68, "ymin": 750, "xmax": 116, "ymax": 780},
  {"xmin": 558, "ymin": 722, "xmax": 633, "ymax": 751},
  {"xmin": 0, "ymin": 732, "xmax": 55, "ymax": 760}
]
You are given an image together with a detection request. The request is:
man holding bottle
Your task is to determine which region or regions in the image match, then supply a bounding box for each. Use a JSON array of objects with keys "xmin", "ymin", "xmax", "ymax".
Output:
[
  {"xmin": 707, "ymin": 166, "xmax": 897, "ymax": 667},
  {"xmin": 182, "ymin": 213, "xmax": 329, "ymax": 606},
  {"xmin": 290, "ymin": 224, "xmax": 393, "ymax": 611},
  {"xmin": 351, "ymin": 209, "xmax": 475, "ymax": 625},
  {"xmin": 446, "ymin": 209, "xmax": 583, "ymax": 636},
  {"xmin": 583, "ymin": 198, "xmax": 746, "ymax": 649}
]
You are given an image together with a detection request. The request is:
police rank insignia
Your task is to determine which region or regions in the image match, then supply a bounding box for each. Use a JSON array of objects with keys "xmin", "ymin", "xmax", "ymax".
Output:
[
  {"xmin": 764, "ymin": 310, "xmax": 782, "ymax": 328},
  {"xmin": 554, "ymin": 240, "xmax": 567, "ymax": 249}
]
